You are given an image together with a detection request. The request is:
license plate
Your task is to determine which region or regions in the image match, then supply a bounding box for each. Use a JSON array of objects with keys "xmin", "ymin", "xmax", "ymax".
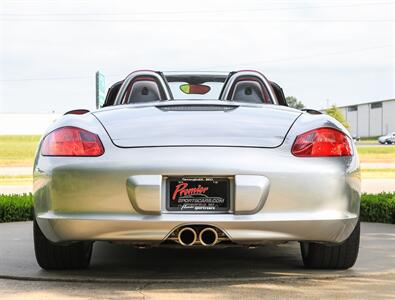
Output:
[{"xmin": 167, "ymin": 177, "xmax": 230, "ymax": 212}]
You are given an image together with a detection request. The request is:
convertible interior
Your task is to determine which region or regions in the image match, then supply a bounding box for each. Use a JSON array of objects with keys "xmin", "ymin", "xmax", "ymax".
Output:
[{"xmin": 102, "ymin": 70, "xmax": 288, "ymax": 107}]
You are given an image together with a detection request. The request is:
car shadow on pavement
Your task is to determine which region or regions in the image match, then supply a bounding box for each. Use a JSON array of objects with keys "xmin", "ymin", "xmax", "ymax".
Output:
[{"xmin": 42, "ymin": 241, "xmax": 315, "ymax": 282}]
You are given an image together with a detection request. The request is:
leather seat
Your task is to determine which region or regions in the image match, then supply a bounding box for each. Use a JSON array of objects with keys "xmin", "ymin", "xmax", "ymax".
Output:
[
  {"xmin": 230, "ymin": 80, "xmax": 266, "ymax": 104},
  {"xmin": 117, "ymin": 71, "xmax": 172, "ymax": 105},
  {"xmin": 220, "ymin": 71, "xmax": 273, "ymax": 104},
  {"xmin": 128, "ymin": 80, "xmax": 162, "ymax": 103}
]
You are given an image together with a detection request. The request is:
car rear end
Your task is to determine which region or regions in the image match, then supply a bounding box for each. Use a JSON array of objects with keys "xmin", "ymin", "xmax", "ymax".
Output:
[{"xmin": 34, "ymin": 102, "xmax": 360, "ymax": 251}]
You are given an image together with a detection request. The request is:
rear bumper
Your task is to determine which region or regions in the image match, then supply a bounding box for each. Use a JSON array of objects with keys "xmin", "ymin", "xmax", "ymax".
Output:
[
  {"xmin": 34, "ymin": 146, "xmax": 360, "ymax": 246},
  {"xmin": 36, "ymin": 211, "xmax": 358, "ymax": 245}
]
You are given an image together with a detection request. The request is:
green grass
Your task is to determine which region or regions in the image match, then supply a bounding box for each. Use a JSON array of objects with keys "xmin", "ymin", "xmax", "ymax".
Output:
[
  {"xmin": 361, "ymin": 168, "xmax": 395, "ymax": 179},
  {"xmin": 1, "ymin": 193, "xmax": 394, "ymax": 223},
  {"xmin": 356, "ymin": 137, "xmax": 380, "ymax": 145},
  {"xmin": 357, "ymin": 140, "xmax": 379, "ymax": 145},
  {"xmin": 358, "ymin": 136, "xmax": 380, "ymax": 142},
  {"xmin": 0, "ymin": 135, "xmax": 41, "ymax": 167},
  {"xmin": 357, "ymin": 146, "xmax": 395, "ymax": 163},
  {"xmin": 0, "ymin": 175, "xmax": 32, "ymax": 185}
]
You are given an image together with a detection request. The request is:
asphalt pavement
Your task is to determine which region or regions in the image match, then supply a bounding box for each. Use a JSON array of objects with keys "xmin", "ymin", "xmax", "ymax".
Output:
[
  {"xmin": 0, "ymin": 273, "xmax": 394, "ymax": 299},
  {"xmin": 361, "ymin": 179, "xmax": 395, "ymax": 194},
  {"xmin": 0, "ymin": 221, "xmax": 394, "ymax": 300}
]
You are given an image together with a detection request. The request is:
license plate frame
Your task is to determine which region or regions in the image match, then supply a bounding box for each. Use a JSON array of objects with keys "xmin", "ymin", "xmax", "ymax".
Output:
[{"xmin": 166, "ymin": 177, "xmax": 231, "ymax": 212}]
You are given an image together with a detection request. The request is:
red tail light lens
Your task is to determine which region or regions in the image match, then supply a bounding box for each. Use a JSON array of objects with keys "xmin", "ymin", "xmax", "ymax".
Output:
[
  {"xmin": 291, "ymin": 127, "xmax": 352, "ymax": 157},
  {"xmin": 41, "ymin": 127, "xmax": 104, "ymax": 156},
  {"xmin": 64, "ymin": 109, "xmax": 90, "ymax": 115}
]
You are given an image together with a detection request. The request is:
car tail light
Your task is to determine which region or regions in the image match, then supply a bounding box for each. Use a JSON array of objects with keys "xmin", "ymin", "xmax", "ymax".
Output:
[
  {"xmin": 291, "ymin": 127, "xmax": 352, "ymax": 157},
  {"xmin": 41, "ymin": 126, "xmax": 104, "ymax": 156},
  {"xmin": 64, "ymin": 109, "xmax": 90, "ymax": 115}
]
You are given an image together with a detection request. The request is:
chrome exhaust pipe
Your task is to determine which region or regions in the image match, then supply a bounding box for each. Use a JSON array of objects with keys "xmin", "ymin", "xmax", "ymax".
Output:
[
  {"xmin": 178, "ymin": 227, "xmax": 197, "ymax": 246},
  {"xmin": 199, "ymin": 227, "xmax": 219, "ymax": 246}
]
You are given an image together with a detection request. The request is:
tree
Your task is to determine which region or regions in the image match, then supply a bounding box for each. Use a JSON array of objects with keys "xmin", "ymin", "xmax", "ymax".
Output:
[
  {"xmin": 286, "ymin": 96, "xmax": 305, "ymax": 110},
  {"xmin": 325, "ymin": 105, "xmax": 350, "ymax": 129}
]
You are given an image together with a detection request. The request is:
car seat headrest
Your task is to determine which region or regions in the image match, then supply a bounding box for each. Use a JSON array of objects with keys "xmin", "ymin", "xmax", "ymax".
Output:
[
  {"xmin": 231, "ymin": 80, "xmax": 266, "ymax": 103},
  {"xmin": 128, "ymin": 80, "xmax": 162, "ymax": 103}
]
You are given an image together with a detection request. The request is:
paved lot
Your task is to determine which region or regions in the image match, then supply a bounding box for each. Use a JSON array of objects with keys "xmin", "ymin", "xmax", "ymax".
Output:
[
  {"xmin": 0, "ymin": 222, "xmax": 394, "ymax": 299},
  {"xmin": 361, "ymin": 179, "xmax": 395, "ymax": 194},
  {"xmin": 0, "ymin": 185, "xmax": 32, "ymax": 194},
  {"xmin": 0, "ymin": 274, "xmax": 394, "ymax": 299},
  {"xmin": 0, "ymin": 167, "xmax": 32, "ymax": 176},
  {"xmin": 361, "ymin": 162, "xmax": 395, "ymax": 169}
]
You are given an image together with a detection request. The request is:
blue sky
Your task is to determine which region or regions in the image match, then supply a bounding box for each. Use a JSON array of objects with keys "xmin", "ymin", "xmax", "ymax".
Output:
[{"xmin": 0, "ymin": 0, "xmax": 394, "ymax": 113}]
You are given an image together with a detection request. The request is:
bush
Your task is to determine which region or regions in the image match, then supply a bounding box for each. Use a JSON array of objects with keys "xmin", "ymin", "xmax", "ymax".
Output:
[
  {"xmin": 325, "ymin": 105, "xmax": 350, "ymax": 129},
  {"xmin": 360, "ymin": 193, "xmax": 395, "ymax": 224},
  {"xmin": 0, "ymin": 193, "xmax": 34, "ymax": 223},
  {"xmin": 0, "ymin": 193, "xmax": 394, "ymax": 224}
]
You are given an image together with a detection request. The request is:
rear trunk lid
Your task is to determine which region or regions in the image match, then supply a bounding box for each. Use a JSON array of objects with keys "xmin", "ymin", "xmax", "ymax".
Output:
[{"xmin": 93, "ymin": 102, "xmax": 301, "ymax": 148}]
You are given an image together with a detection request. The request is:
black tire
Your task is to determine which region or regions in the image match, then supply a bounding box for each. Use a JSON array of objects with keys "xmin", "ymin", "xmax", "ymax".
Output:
[
  {"xmin": 300, "ymin": 220, "xmax": 360, "ymax": 270},
  {"xmin": 33, "ymin": 219, "xmax": 93, "ymax": 270}
]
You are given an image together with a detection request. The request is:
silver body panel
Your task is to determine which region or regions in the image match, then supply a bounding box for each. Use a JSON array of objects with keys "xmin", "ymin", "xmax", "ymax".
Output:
[
  {"xmin": 34, "ymin": 101, "xmax": 360, "ymax": 246},
  {"xmin": 93, "ymin": 101, "xmax": 300, "ymax": 148}
]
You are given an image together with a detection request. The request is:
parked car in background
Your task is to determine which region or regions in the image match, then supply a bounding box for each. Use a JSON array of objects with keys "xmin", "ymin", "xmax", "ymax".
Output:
[{"xmin": 378, "ymin": 132, "xmax": 395, "ymax": 144}]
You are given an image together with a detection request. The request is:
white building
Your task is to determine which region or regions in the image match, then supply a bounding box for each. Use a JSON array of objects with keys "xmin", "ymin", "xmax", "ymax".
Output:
[{"xmin": 336, "ymin": 99, "xmax": 395, "ymax": 138}]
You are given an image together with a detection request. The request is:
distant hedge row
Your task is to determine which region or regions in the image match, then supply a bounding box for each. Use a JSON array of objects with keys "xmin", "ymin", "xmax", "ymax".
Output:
[
  {"xmin": 0, "ymin": 192, "xmax": 394, "ymax": 224},
  {"xmin": 360, "ymin": 192, "xmax": 395, "ymax": 224},
  {"xmin": 0, "ymin": 193, "xmax": 34, "ymax": 222}
]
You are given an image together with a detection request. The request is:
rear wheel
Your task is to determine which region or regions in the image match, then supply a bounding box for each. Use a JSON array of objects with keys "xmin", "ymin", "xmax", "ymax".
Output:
[
  {"xmin": 300, "ymin": 220, "xmax": 360, "ymax": 269},
  {"xmin": 33, "ymin": 219, "xmax": 93, "ymax": 270}
]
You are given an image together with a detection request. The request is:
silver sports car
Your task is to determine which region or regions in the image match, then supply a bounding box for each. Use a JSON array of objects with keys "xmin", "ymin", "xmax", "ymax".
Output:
[{"xmin": 33, "ymin": 70, "xmax": 360, "ymax": 270}]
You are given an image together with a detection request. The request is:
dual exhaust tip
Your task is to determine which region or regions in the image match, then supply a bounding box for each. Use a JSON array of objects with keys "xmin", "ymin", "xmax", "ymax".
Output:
[{"xmin": 178, "ymin": 227, "xmax": 219, "ymax": 247}]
